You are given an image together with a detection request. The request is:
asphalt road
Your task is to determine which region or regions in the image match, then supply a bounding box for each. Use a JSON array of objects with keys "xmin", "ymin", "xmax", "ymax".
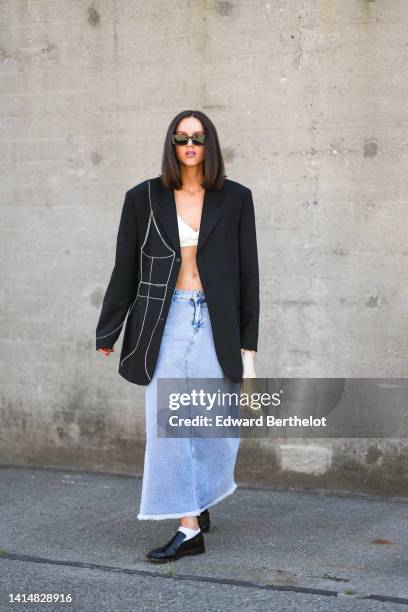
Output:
[{"xmin": 1, "ymin": 467, "xmax": 407, "ymax": 611}]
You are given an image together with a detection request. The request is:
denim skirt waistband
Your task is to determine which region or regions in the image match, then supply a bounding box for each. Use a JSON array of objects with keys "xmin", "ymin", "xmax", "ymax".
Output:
[{"xmin": 172, "ymin": 287, "xmax": 206, "ymax": 302}]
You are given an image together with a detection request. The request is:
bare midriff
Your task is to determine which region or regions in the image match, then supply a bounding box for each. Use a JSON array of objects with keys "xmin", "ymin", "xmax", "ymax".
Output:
[
  {"xmin": 174, "ymin": 186, "xmax": 204, "ymax": 291},
  {"xmin": 175, "ymin": 245, "xmax": 203, "ymax": 290}
]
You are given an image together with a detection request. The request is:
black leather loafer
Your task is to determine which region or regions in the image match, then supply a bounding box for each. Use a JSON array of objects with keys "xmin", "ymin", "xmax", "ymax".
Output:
[
  {"xmin": 198, "ymin": 509, "xmax": 210, "ymax": 532},
  {"xmin": 145, "ymin": 530, "xmax": 205, "ymax": 563}
]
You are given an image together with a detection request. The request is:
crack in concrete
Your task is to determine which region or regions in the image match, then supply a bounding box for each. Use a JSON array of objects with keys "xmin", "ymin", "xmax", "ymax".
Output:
[{"xmin": 1, "ymin": 550, "xmax": 408, "ymax": 606}]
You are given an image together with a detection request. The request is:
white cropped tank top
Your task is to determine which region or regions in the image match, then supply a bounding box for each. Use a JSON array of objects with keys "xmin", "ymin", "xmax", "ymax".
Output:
[{"xmin": 177, "ymin": 214, "xmax": 199, "ymax": 247}]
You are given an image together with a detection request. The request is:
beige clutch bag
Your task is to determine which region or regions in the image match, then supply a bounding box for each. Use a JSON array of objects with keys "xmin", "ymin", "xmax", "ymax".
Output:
[
  {"xmin": 241, "ymin": 350, "xmax": 257, "ymax": 378},
  {"xmin": 240, "ymin": 350, "xmax": 259, "ymax": 411}
]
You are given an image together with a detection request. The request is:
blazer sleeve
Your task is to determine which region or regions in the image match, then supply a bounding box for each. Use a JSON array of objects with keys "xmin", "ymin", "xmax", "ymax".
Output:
[
  {"xmin": 239, "ymin": 188, "xmax": 260, "ymax": 351},
  {"xmin": 95, "ymin": 190, "xmax": 140, "ymax": 350}
]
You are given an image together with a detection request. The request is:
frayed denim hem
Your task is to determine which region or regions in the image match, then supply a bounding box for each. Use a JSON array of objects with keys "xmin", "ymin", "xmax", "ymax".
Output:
[{"xmin": 137, "ymin": 481, "xmax": 238, "ymax": 520}]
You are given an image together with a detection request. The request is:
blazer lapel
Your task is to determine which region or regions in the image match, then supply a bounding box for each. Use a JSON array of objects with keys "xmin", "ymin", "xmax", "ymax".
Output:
[{"xmin": 150, "ymin": 178, "xmax": 225, "ymax": 257}]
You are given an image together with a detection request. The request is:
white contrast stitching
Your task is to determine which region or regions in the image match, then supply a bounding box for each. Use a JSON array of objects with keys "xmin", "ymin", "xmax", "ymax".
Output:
[
  {"xmin": 141, "ymin": 250, "xmax": 173, "ymax": 259},
  {"xmin": 120, "ymin": 180, "xmax": 176, "ymax": 381},
  {"xmin": 96, "ymin": 324, "xmax": 125, "ymax": 340},
  {"xmin": 119, "ymin": 210, "xmax": 154, "ymax": 364},
  {"xmin": 96, "ymin": 285, "xmax": 141, "ymax": 340}
]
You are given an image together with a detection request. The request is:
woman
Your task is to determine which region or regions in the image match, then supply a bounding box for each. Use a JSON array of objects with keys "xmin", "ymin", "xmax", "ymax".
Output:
[{"xmin": 96, "ymin": 110, "xmax": 259, "ymax": 563}]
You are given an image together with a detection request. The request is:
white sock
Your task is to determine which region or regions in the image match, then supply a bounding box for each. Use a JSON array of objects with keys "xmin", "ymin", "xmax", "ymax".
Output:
[{"xmin": 178, "ymin": 525, "xmax": 201, "ymax": 540}]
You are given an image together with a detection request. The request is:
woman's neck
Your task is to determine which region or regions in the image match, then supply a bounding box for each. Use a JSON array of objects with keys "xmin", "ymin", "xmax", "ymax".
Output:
[{"xmin": 180, "ymin": 165, "xmax": 204, "ymax": 191}]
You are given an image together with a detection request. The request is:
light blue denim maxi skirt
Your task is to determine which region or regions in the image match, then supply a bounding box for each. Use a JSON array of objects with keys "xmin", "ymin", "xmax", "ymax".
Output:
[{"xmin": 137, "ymin": 288, "xmax": 241, "ymax": 520}]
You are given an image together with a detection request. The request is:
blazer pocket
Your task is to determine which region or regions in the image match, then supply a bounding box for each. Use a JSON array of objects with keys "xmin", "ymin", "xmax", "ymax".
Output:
[{"xmin": 140, "ymin": 249, "xmax": 174, "ymax": 287}]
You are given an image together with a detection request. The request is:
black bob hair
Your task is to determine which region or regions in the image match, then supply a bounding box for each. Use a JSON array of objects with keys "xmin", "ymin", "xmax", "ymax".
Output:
[{"xmin": 160, "ymin": 109, "xmax": 227, "ymax": 191}]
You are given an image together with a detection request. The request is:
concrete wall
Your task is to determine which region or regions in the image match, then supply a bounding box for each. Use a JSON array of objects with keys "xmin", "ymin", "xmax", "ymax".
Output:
[{"xmin": 1, "ymin": 0, "xmax": 407, "ymax": 495}]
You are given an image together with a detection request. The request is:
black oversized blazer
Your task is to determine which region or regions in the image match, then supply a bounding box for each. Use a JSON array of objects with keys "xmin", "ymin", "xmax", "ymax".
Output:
[{"xmin": 95, "ymin": 175, "xmax": 260, "ymax": 386}]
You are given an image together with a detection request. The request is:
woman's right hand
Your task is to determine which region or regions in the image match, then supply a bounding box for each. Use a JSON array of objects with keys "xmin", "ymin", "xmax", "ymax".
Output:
[{"xmin": 97, "ymin": 348, "xmax": 115, "ymax": 356}]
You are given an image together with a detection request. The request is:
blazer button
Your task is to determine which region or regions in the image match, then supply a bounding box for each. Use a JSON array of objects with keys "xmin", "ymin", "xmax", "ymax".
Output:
[
  {"xmin": 160, "ymin": 316, "xmax": 165, "ymax": 322},
  {"xmin": 176, "ymin": 257, "xmax": 181, "ymax": 263}
]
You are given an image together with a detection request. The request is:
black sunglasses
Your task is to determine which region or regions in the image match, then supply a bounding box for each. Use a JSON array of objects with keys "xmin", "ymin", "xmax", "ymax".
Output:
[{"xmin": 171, "ymin": 133, "xmax": 206, "ymax": 146}]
